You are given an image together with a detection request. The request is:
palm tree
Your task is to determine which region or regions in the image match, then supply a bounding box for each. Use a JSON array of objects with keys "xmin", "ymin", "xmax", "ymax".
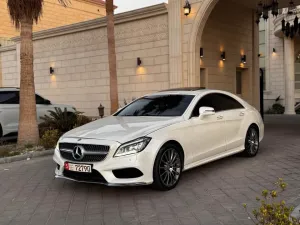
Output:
[
  {"xmin": 7, "ymin": 0, "xmax": 68, "ymax": 146},
  {"xmin": 106, "ymin": 0, "xmax": 119, "ymax": 114}
]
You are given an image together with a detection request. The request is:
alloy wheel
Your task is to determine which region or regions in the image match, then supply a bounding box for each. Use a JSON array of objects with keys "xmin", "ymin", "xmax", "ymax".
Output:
[
  {"xmin": 158, "ymin": 148, "xmax": 182, "ymax": 187},
  {"xmin": 246, "ymin": 128, "xmax": 259, "ymax": 155}
]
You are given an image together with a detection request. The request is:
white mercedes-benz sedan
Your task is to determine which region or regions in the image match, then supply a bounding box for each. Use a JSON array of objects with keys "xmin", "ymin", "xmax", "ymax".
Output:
[{"xmin": 53, "ymin": 88, "xmax": 264, "ymax": 191}]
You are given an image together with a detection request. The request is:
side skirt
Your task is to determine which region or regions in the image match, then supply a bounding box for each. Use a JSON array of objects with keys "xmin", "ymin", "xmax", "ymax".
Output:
[{"xmin": 183, "ymin": 147, "xmax": 244, "ymax": 172}]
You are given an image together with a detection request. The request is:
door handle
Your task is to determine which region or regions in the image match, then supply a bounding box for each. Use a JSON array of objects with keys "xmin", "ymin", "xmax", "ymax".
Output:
[
  {"xmin": 217, "ymin": 115, "xmax": 223, "ymax": 120},
  {"xmin": 240, "ymin": 112, "xmax": 245, "ymax": 116}
]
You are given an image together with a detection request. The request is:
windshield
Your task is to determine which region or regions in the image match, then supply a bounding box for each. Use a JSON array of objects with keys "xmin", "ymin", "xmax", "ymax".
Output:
[{"xmin": 115, "ymin": 95, "xmax": 194, "ymax": 117}]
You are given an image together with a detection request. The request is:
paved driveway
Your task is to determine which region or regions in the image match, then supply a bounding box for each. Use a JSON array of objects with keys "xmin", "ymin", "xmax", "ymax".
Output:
[{"xmin": 1, "ymin": 115, "xmax": 300, "ymax": 225}]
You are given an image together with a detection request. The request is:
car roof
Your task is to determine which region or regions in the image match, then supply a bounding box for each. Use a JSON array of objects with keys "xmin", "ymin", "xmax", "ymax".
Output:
[
  {"xmin": 159, "ymin": 87, "xmax": 206, "ymax": 92},
  {"xmin": 149, "ymin": 87, "xmax": 210, "ymax": 96},
  {"xmin": 0, "ymin": 87, "xmax": 19, "ymax": 92}
]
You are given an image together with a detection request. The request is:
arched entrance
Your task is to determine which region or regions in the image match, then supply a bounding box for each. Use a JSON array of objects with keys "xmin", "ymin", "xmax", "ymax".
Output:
[
  {"xmin": 185, "ymin": 0, "xmax": 260, "ymax": 108},
  {"xmin": 187, "ymin": 0, "xmax": 219, "ymax": 87}
]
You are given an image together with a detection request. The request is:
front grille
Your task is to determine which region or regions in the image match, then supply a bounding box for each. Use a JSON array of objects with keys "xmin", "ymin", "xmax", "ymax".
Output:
[
  {"xmin": 63, "ymin": 169, "xmax": 107, "ymax": 183},
  {"xmin": 59, "ymin": 143, "xmax": 109, "ymax": 152},
  {"xmin": 59, "ymin": 143, "xmax": 110, "ymax": 162}
]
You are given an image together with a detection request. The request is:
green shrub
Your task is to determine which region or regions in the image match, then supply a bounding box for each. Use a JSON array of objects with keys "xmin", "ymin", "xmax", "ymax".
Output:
[
  {"xmin": 243, "ymin": 178, "xmax": 300, "ymax": 225},
  {"xmin": 39, "ymin": 107, "xmax": 92, "ymax": 137},
  {"xmin": 74, "ymin": 115, "xmax": 92, "ymax": 129},
  {"xmin": 265, "ymin": 103, "xmax": 285, "ymax": 114},
  {"xmin": 39, "ymin": 108, "xmax": 78, "ymax": 136},
  {"xmin": 40, "ymin": 129, "xmax": 60, "ymax": 149},
  {"xmin": 265, "ymin": 96, "xmax": 285, "ymax": 114},
  {"xmin": 272, "ymin": 103, "xmax": 285, "ymax": 114}
]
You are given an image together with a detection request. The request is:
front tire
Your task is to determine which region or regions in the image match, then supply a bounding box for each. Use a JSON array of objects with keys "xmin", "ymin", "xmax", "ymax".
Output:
[
  {"xmin": 243, "ymin": 126, "xmax": 259, "ymax": 157},
  {"xmin": 152, "ymin": 144, "xmax": 183, "ymax": 191}
]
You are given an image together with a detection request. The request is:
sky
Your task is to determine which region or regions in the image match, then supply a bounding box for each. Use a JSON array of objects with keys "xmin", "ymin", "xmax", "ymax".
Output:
[{"xmin": 114, "ymin": 0, "xmax": 168, "ymax": 14}]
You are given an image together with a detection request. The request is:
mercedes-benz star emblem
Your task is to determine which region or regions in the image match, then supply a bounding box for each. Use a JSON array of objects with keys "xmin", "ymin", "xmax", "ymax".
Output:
[{"xmin": 72, "ymin": 146, "xmax": 85, "ymax": 160}]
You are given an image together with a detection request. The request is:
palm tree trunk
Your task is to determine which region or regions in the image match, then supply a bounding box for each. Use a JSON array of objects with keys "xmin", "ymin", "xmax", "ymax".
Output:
[
  {"xmin": 17, "ymin": 18, "xmax": 39, "ymax": 146},
  {"xmin": 106, "ymin": 0, "xmax": 119, "ymax": 114}
]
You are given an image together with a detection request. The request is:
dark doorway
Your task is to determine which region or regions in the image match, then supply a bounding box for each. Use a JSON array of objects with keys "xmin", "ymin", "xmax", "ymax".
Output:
[{"xmin": 260, "ymin": 68, "xmax": 264, "ymax": 120}]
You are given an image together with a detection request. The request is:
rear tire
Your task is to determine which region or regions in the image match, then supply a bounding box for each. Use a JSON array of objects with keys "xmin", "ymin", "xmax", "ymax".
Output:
[
  {"xmin": 151, "ymin": 143, "xmax": 183, "ymax": 191},
  {"xmin": 243, "ymin": 126, "xmax": 259, "ymax": 157}
]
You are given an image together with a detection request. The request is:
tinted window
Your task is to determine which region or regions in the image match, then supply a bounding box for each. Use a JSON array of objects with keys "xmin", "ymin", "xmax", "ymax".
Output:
[
  {"xmin": 36, "ymin": 95, "xmax": 45, "ymax": 104},
  {"xmin": 0, "ymin": 91, "xmax": 19, "ymax": 104},
  {"xmin": 220, "ymin": 94, "xmax": 244, "ymax": 111},
  {"xmin": 115, "ymin": 95, "xmax": 194, "ymax": 117},
  {"xmin": 192, "ymin": 93, "xmax": 244, "ymax": 117}
]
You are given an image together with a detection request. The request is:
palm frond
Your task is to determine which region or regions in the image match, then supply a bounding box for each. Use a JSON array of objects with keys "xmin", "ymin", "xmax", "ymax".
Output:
[{"xmin": 7, "ymin": 0, "xmax": 70, "ymax": 28}]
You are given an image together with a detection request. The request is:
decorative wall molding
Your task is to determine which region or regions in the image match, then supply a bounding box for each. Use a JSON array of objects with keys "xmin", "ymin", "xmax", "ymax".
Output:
[
  {"xmin": 11, "ymin": 3, "xmax": 168, "ymax": 43},
  {"xmin": 31, "ymin": 15, "xmax": 168, "ymax": 52},
  {"xmin": 0, "ymin": 45, "xmax": 16, "ymax": 53}
]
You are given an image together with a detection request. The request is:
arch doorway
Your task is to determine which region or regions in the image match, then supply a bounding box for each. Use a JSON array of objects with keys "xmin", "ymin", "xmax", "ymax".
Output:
[{"xmin": 186, "ymin": 0, "xmax": 260, "ymax": 109}]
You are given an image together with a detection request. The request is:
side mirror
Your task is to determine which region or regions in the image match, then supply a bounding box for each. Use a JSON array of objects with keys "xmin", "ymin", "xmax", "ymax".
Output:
[{"xmin": 199, "ymin": 107, "xmax": 215, "ymax": 119}]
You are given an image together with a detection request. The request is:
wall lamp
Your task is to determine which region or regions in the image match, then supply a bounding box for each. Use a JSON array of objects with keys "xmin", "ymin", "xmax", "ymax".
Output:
[
  {"xmin": 273, "ymin": 48, "xmax": 276, "ymax": 53},
  {"xmin": 200, "ymin": 48, "xmax": 204, "ymax": 58},
  {"xmin": 241, "ymin": 55, "xmax": 247, "ymax": 64},
  {"xmin": 50, "ymin": 67, "xmax": 54, "ymax": 75},
  {"xmin": 137, "ymin": 57, "xmax": 142, "ymax": 66},
  {"xmin": 183, "ymin": 0, "xmax": 191, "ymax": 16},
  {"xmin": 221, "ymin": 51, "xmax": 226, "ymax": 61}
]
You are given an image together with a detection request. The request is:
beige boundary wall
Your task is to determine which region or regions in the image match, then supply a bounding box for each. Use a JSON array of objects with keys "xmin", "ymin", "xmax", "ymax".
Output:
[{"xmin": 1, "ymin": 4, "xmax": 169, "ymax": 116}]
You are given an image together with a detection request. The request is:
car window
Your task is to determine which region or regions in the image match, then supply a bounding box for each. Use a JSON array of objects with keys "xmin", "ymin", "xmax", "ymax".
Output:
[
  {"xmin": 0, "ymin": 91, "xmax": 19, "ymax": 104},
  {"xmin": 36, "ymin": 95, "xmax": 45, "ymax": 104},
  {"xmin": 220, "ymin": 94, "xmax": 244, "ymax": 111},
  {"xmin": 115, "ymin": 95, "xmax": 195, "ymax": 117},
  {"xmin": 192, "ymin": 94, "xmax": 216, "ymax": 117},
  {"xmin": 191, "ymin": 93, "xmax": 244, "ymax": 117}
]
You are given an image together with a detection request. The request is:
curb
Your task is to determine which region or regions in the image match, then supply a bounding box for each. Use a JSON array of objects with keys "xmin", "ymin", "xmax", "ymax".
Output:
[
  {"xmin": 0, "ymin": 149, "xmax": 54, "ymax": 164},
  {"xmin": 291, "ymin": 204, "xmax": 300, "ymax": 221}
]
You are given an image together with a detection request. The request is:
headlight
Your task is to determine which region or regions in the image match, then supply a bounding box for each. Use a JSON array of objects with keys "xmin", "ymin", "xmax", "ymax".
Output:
[
  {"xmin": 55, "ymin": 137, "xmax": 63, "ymax": 151},
  {"xmin": 114, "ymin": 137, "xmax": 151, "ymax": 157},
  {"xmin": 55, "ymin": 142, "xmax": 59, "ymax": 151}
]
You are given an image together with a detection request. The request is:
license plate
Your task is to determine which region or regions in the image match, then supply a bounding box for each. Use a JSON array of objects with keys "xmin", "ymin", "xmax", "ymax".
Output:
[{"xmin": 64, "ymin": 162, "xmax": 92, "ymax": 173}]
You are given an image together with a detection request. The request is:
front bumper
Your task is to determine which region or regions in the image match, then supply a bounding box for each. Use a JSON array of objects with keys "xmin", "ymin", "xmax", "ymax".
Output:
[
  {"xmin": 54, "ymin": 174, "xmax": 150, "ymax": 186},
  {"xmin": 53, "ymin": 137, "xmax": 157, "ymax": 186}
]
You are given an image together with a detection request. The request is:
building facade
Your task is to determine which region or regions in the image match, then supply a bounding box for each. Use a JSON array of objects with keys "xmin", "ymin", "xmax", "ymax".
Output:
[
  {"xmin": 1, "ymin": 0, "xmax": 298, "ymax": 116},
  {"xmin": 0, "ymin": 0, "xmax": 106, "ymax": 38},
  {"xmin": 260, "ymin": 7, "xmax": 300, "ymax": 114}
]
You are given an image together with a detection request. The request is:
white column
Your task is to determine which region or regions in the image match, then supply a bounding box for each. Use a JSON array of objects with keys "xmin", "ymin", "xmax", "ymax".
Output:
[
  {"xmin": 168, "ymin": 0, "xmax": 183, "ymax": 88},
  {"xmin": 284, "ymin": 37, "xmax": 296, "ymax": 115},
  {"xmin": 252, "ymin": 10, "xmax": 260, "ymax": 109}
]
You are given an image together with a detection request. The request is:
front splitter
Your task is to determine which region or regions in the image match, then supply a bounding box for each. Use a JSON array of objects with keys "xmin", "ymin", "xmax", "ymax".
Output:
[{"xmin": 55, "ymin": 175, "xmax": 151, "ymax": 187}]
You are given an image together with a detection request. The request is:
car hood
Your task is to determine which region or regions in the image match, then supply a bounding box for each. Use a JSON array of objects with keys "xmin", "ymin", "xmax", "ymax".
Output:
[{"xmin": 62, "ymin": 116, "xmax": 183, "ymax": 143}]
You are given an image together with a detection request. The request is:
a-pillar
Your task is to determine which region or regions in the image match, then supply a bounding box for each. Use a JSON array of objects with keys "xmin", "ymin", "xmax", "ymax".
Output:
[{"xmin": 284, "ymin": 37, "xmax": 296, "ymax": 115}]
